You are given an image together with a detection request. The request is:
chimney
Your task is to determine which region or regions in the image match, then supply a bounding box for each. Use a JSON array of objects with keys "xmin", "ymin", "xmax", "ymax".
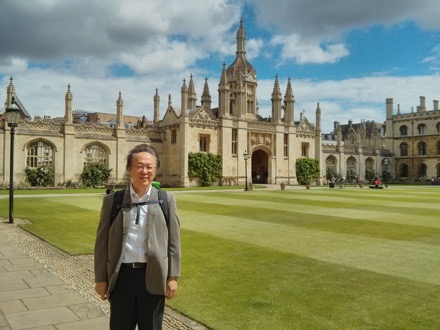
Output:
[
  {"xmin": 434, "ymin": 100, "xmax": 439, "ymax": 110},
  {"xmin": 418, "ymin": 96, "xmax": 426, "ymax": 112}
]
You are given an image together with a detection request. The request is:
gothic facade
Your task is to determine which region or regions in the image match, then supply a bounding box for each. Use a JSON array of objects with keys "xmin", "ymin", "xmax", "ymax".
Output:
[
  {"xmin": 2, "ymin": 20, "xmax": 438, "ymax": 187},
  {"xmin": 0, "ymin": 21, "xmax": 320, "ymax": 188}
]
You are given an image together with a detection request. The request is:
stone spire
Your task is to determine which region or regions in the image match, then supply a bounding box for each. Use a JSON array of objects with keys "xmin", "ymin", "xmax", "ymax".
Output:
[
  {"xmin": 64, "ymin": 84, "xmax": 73, "ymax": 124},
  {"xmin": 283, "ymin": 77, "xmax": 294, "ymax": 124},
  {"xmin": 181, "ymin": 79, "xmax": 188, "ymax": 116},
  {"xmin": 153, "ymin": 88, "xmax": 160, "ymax": 124},
  {"xmin": 271, "ymin": 74, "xmax": 282, "ymax": 123},
  {"xmin": 188, "ymin": 74, "xmax": 197, "ymax": 109},
  {"xmin": 201, "ymin": 78, "xmax": 211, "ymax": 110},
  {"xmin": 116, "ymin": 91, "xmax": 124, "ymax": 128},
  {"xmin": 236, "ymin": 18, "xmax": 246, "ymax": 55},
  {"xmin": 6, "ymin": 76, "xmax": 15, "ymax": 107},
  {"xmin": 218, "ymin": 62, "xmax": 230, "ymax": 117},
  {"xmin": 315, "ymin": 102, "xmax": 321, "ymax": 132}
]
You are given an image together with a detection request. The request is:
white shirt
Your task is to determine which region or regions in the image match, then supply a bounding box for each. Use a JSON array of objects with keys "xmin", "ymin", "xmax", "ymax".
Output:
[{"xmin": 120, "ymin": 185, "xmax": 151, "ymax": 263}]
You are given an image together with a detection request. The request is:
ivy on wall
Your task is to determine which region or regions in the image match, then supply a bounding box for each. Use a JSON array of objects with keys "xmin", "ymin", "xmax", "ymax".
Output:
[{"xmin": 188, "ymin": 152, "xmax": 222, "ymax": 186}]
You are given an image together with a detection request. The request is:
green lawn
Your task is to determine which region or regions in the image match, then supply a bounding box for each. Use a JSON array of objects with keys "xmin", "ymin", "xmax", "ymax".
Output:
[{"xmin": 0, "ymin": 186, "xmax": 439, "ymax": 329}]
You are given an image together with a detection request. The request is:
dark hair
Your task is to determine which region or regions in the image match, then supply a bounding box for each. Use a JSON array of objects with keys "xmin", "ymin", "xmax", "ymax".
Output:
[{"xmin": 126, "ymin": 144, "xmax": 160, "ymax": 171}]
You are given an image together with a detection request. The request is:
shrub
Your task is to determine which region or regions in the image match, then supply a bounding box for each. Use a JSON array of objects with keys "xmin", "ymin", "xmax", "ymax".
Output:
[
  {"xmin": 25, "ymin": 166, "xmax": 55, "ymax": 187},
  {"xmin": 296, "ymin": 158, "xmax": 320, "ymax": 185},
  {"xmin": 346, "ymin": 169, "xmax": 357, "ymax": 183},
  {"xmin": 81, "ymin": 161, "xmax": 112, "ymax": 188},
  {"xmin": 326, "ymin": 168, "xmax": 337, "ymax": 181},
  {"xmin": 365, "ymin": 168, "xmax": 376, "ymax": 182}
]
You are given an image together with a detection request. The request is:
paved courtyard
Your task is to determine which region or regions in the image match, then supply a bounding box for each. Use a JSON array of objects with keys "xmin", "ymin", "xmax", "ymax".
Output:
[{"xmin": 0, "ymin": 219, "xmax": 205, "ymax": 330}]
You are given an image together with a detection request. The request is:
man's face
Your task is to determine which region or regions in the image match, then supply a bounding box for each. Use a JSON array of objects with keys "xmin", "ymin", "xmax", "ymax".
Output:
[{"xmin": 128, "ymin": 151, "xmax": 157, "ymax": 190}]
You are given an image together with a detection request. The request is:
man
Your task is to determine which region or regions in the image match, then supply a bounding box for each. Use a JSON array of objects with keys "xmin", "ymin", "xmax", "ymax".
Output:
[{"xmin": 94, "ymin": 144, "xmax": 181, "ymax": 329}]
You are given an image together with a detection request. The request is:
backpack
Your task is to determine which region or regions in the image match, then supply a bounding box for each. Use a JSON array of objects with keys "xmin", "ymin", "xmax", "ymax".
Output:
[{"xmin": 109, "ymin": 188, "xmax": 169, "ymax": 227}]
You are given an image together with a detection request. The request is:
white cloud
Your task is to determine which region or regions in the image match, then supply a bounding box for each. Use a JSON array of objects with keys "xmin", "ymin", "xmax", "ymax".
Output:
[
  {"xmin": 255, "ymin": 75, "xmax": 440, "ymax": 133},
  {"xmin": 251, "ymin": 0, "xmax": 440, "ymax": 38},
  {"xmin": 271, "ymin": 34, "xmax": 349, "ymax": 64}
]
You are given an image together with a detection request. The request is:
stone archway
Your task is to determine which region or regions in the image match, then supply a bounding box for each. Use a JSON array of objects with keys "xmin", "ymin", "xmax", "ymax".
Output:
[{"xmin": 251, "ymin": 149, "xmax": 269, "ymax": 184}]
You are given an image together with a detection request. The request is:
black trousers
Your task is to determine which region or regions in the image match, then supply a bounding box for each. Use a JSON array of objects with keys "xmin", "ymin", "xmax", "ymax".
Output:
[{"xmin": 110, "ymin": 266, "xmax": 165, "ymax": 330}]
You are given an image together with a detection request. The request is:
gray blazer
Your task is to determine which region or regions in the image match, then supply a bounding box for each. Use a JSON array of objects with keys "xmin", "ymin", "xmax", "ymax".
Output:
[{"xmin": 94, "ymin": 187, "xmax": 181, "ymax": 296}]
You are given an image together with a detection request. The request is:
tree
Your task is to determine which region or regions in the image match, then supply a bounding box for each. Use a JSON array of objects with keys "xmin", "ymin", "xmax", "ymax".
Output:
[
  {"xmin": 81, "ymin": 161, "xmax": 112, "ymax": 188},
  {"xmin": 295, "ymin": 158, "xmax": 320, "ymax": 186}
]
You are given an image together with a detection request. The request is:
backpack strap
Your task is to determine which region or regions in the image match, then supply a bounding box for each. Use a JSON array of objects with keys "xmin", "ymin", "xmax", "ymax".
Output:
[
  {"xmin": 158, "ymin": 189, "xmax": 169, "ymax": 228},
  {"xmin": 110, "ymin": 188, "xmax": 169, "ymax": 228},
  {"xmin": 110, "ymin": 188, "xmax": 126, "ymax": 226}
]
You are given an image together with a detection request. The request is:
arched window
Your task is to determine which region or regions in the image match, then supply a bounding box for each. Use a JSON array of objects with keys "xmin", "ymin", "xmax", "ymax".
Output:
[
  {"xmin": 400, "ymin": 163, "xmax": 409, "ymax": 178},
  {"xmin": 418, "ymin": 141, "xmax": 427, "ymax": 156},
  {"xmin": 418, "ymin": 163, "xmax": 427, "ymax": 178},
  {"xmin": 325, "ymin": 156, "xmax": 337, "ymax": 177},
  {"xmin": 417, "ymin": 123, "xmax": 426, "ymax": 134},
  {"xmin": 346, "ymin": 157, "xmax": 356, "ymax": 172},
  {"xmin": 437, "ymin": 141, "xmax": 440, "ymax": 155},
  {"xmin": 26, "ymin": 141, "xmax": 54, "ymax": 168},
  {"xmin": 365, "ymin": 158, "xmax": 374, "ymax": 170},
  {"xmin": 437, "ymin": 163, "xmax": 440, "ymax": 178},
  {"xmin": 84, "ymin": 144, "xmax": 108, "ymax": 164},
  {"xmin": 400, "ymin": 143, "xmax": 408, "ymax": 156},
  {"xmin": 436, "ymin": 122, "xmax": 440, "ymax": 133},
  {"xmin": 400, "ymin": 125, "xmax": 408, "ymax": 136}
]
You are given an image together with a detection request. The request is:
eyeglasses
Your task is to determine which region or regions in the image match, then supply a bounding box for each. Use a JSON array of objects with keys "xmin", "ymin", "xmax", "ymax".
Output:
[{"xmin": 134, "ymin": 165, "xmax": 156, "ymax": 172}]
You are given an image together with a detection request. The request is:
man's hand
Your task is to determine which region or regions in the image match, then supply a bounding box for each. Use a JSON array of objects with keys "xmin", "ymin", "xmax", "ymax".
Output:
[
  {"xmin": 166, "ymin": 278, "xmax": 178, "ymax": 300},
  {"xmin": 95, "ymin": 282, "xmax": 108, "ymax": 301}
]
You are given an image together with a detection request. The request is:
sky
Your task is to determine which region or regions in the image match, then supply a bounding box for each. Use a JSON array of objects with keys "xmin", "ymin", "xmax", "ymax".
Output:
[{"xmin": 1, "ymin": 0, "xmax": 440, "ymax": 133}]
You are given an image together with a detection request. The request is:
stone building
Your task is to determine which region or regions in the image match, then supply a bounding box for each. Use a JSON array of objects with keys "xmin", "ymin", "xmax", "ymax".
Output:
[
  {"xmin": 385, "ymin": 96, "xmax": 440, "ymax": 181},
  {"xmin": 0, "ymin": 20, "xmax": 320, "ymax": 187},
  {"xmin": 320, "ymin": 95, "xmax": 440, "ymax": 183},
  {"xmin": 321, "ymin": 119, "xmax": 390, "ymax": 182}
]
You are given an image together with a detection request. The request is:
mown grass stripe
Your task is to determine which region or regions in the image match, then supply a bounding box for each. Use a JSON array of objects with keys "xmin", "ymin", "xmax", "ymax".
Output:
[
  {"xmin": 180, "ymin": 209, "xmax": 440, "ymax": 285},
  {"xmin": 177, "ymin": 193, "xmax": 440, "ymax": 228}
]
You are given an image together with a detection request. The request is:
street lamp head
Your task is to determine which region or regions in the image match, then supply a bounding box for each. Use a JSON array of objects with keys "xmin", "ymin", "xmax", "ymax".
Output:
[
  {"xmin": 243, "ymin": 150, "xmax": 248, "ymax": 160},
  {"xmin": 6, "ymin": 97, "xmax": 20, "ymax": 127},
  {"xmin": 384, "ymin": 158, "xmax": 389, "ymax": 165}
]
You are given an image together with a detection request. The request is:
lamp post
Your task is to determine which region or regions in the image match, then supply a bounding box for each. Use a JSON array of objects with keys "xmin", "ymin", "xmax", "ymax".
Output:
[
  {"xmin": 243, "ymin": 150, "xmax": 249, "ymax": 191},
  {"xmin": 6, "ymin": 97, "xmax": 20, "ymax": 224}
]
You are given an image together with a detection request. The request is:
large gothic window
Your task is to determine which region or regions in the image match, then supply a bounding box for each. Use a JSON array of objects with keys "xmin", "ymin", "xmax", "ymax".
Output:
[
  {"xmin": 231, "ymin": 129, "xmax": 237, "ymax": 155},
  {"xmin": 400, "ymin": 163, "xmax": 409, "ymax": 178},
  {"xmin": 400, "ymin": 143, "xmax": 408, "ymax": 156},
  {"xmin": 199, "ymin": 134, "xmax": 210, "ymax": 152},
  {"xmin": 418, "ymin": 142, "xmax": 427, "ymax": 156},
  {"xmin": 346, "ymin": 156, "xmax": 356, "ymax": 173},
  {"xmin": 365, "ymin": 158, "xmax": 374, "ymax": 170},
  {"xmin": 84, "ymin": 144, "xmax": 108, "ymax": 164},
  {"xmin": 418, "ymin": 163, "xmax": 427, "ymax": 178},
  {"xmin": 26, "ymin": 141, "xmax": 54, "ymax": 168},
  {"xmin": 400, "ymin": 125, "xmax": 408, "ymax": 136},
  {"xmin": 325, "ymin": 156, "xmax": 337, "ymax": 175}
]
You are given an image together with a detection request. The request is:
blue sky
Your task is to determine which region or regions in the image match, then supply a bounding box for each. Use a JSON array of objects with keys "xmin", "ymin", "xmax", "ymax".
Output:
[{"xmin": 1, "ymin": 0, "xmax": 440, "ymax": 132}]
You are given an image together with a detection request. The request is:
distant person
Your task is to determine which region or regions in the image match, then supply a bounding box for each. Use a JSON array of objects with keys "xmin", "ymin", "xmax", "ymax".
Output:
[
  {"xmin": 94, "ymin": 144, "xmax": 181, "ymax": 330},
  {"xmin": 353, "ymin": 175, "xmax": 359, "ymax": 188}
]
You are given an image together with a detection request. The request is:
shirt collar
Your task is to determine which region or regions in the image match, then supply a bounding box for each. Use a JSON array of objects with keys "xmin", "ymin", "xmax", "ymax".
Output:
[{"xmin": 129, "ymin": 184, "xmax": 151, "ymax": 202}]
